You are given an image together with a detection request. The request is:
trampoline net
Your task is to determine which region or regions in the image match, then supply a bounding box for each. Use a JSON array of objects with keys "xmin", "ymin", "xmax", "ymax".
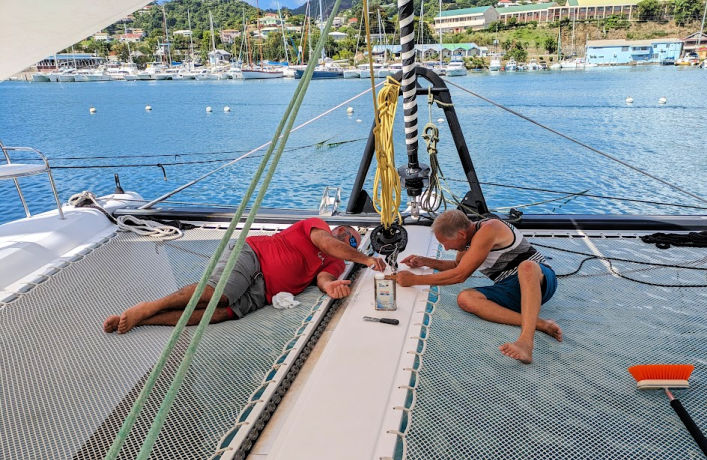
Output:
[
  {"xmin": 0, "ymin": 227, "xmax": 328, "ymax": 459},
  {"xmin": 401, "ymin": 235, "xmax": 707, "ymax": 459}
]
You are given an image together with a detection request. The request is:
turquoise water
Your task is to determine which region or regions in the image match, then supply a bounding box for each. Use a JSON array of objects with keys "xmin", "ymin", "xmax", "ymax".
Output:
[{"xmin": 1, "ymin": 65, "xmax": 705, "ymax": 225}]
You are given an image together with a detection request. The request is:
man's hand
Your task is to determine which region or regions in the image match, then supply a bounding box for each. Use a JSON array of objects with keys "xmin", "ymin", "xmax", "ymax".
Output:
[
  {"xmin": 401, "ymin": 255, "xmax": 426, "ymax": 269},
  {"xmin": 386, "ymin": 270, "xmax": 416, "ymax": 287},
  {"xmin": 366, "ymin": 256, "xmax": 386, "ymax": 272},
  {"xmin": 324, "ymin": 279, "xmax": 352, "ymax": 299}
]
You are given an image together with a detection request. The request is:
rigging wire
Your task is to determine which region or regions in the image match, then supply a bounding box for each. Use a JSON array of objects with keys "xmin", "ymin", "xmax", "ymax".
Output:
[
  {"xmin": 443, "ymin": 178, "xmax": 707, "ymax": 210},
  {"xmin": 15, "ymin": 138, "xmax": 366, "ymax": 162},
  {"xmin": 442, "ymin": 78, "xmax": 706, "ymax": 205}
]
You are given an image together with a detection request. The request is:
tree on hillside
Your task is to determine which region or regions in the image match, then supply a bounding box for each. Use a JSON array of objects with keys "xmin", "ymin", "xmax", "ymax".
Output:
[
  {"xmin": 673, "ymin": 0, "xmax": 702, "ymax": 25},
  {"xmin": 506, "ymin": 41, "xmax": 527, "ymax": 62},
  {"xmin": 637, "ymin": 0, "xmax": 663, "ymax": 20},
  {"xmin": 543, "ymin": 36, "xmax": 557, "ymax": 55}
]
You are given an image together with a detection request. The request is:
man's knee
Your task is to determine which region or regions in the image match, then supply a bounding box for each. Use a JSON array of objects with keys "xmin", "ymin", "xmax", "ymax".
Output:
[
  {"xmin": 457, "ymin": 289, "xmax": 487, "ymax": 315},
  {"xmin": 517, "ymin": 260, "xmax": 541, "ymax": 281}
]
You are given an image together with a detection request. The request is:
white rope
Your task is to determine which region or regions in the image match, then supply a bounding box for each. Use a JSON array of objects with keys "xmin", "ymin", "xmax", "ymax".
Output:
[
  {"xmin": 68, "ymin": 191, "xmax": 183, "ymax": 241},
  {"xmin": 116, "ymin": 215, "xmax": 183, "ymax": 241}
]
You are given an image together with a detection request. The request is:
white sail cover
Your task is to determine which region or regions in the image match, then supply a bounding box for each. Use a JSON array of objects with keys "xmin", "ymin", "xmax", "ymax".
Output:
[{"xmin": 0, "ymin": 0, "xmax": 152, "ymax": 81}]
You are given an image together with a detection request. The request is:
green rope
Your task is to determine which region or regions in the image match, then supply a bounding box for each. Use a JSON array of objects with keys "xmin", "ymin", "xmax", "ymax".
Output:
[{"xmin": 105, "ymin": 1, "xmax": 344, "ymax": 459}]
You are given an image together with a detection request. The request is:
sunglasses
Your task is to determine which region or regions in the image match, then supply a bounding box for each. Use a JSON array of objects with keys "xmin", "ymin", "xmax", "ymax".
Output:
[{"xmin": 341, "ymin": 229, "xmax": 358, "ymax": 248}]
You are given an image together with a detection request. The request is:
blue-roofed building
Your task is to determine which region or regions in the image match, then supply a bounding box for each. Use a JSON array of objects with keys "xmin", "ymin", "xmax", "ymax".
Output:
[
  {"xmin": 434, "ymin": 6, "xmax": 499, "ymax": 33},
  {"xmin": 414, "ymin": 43, "xmax": 485, "ymax": 60},
  {"xmin": 586, "ymin": 39, "xmax": 683, "ymax": 65}
]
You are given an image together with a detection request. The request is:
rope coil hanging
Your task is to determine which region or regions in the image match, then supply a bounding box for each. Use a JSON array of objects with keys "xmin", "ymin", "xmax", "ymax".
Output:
[{"xmin": 372, "ymin": 76, "xmax": 403, "ymax": 230}]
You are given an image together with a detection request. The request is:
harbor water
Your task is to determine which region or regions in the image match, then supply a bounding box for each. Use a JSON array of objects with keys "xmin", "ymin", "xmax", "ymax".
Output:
[{"xmin": 1, "ymin": 65, "xmax": 705, "ymax": 225}]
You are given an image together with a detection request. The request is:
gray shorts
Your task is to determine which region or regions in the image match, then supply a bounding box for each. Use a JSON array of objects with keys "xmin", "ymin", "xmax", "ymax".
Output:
[{"xmin": 207, "ymin": 242, "xmax": 267, "ymax": 319}]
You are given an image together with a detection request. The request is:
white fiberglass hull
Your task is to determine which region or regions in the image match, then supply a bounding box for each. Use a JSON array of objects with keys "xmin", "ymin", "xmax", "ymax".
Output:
[
  {"xmin": 445, "ymin": 68, "xmax": 467, "ymax": 76},
  {"xmin": 31, "ymin": 73, "xmax": 50, "ymax": 82}
]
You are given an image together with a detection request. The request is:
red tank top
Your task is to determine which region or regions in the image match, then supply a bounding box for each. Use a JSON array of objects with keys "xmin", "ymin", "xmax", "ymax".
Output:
[{"xmin": 246, "ymin": 218, "xmax": 345, "ymax": 303}]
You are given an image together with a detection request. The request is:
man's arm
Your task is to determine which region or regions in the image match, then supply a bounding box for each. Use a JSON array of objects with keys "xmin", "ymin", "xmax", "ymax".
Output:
[
  {"xmin": 401, "ymin": 254, "xmax": 462, "ymax": 271},
  {"xmin": 316, "ymin": 271, "xmax": 351, "ymax": 298},
  {"xmin": 310, "ymin": 228, "xmax": 385, "ymax": 271},
  {"xmin": 391, "ymin": 225, "xmax": 499, "ymax": 287}
]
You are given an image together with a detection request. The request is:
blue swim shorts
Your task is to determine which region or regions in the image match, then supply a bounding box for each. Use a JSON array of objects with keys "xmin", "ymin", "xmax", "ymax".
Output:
[{"xmin": 475, "ymin": 263, "xmax": 557, "ymax": 313}]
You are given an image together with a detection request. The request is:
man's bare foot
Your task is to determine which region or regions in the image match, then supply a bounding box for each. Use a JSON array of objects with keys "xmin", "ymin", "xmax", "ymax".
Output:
[
  {"xmin": 499, "ymin": 340, "xmax": 533, "ymax": 364},
  {"xmin": 118, "ymin": 302, "xmax": 150, "ymax": 334},
  {"xmin": 538, "ymin": 319, "xmax": 563, "ymax": 342},
  {"xmin": 104, "ymin": 315, "xmax": 120, "ymax": 333}
]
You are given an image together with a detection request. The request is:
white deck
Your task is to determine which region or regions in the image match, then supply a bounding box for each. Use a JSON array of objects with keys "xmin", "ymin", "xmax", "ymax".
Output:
[
  {"xmin": 247, "ymin": 226, "xmax": 439, "ymax": 460},
  {"xmin": 0, "ymin": 193, "xmax": 141, "ymax": 301}
]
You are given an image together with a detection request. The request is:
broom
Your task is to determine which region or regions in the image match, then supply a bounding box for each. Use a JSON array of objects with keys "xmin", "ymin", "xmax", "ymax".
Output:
[{"xmin": 628, "ymin": 364, "xmax": 707, "ymax": 456}]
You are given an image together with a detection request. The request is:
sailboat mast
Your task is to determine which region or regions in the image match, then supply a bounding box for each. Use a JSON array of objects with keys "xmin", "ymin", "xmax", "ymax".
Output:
[
  {"xmin": 256, "ymin": 0, "xmax": 265, "ymax": 65},
  {"xmin": 188, "ymin": 10, "xmax": 195, "ymax": 69},
  {"xmin": 162, "ymin": 6, "xmax": 172, "ymax": 66},
  {"xmin": 439, "ymin": 0, "xmax": 443, "ymax": 67},
  {"xmin": 571, "ymin": 8, "xmax": 576, "ymax": 56},
  {"xmin": 418, "ymin": 1, "xmax": 424, "ymax": 46},
  {"xmin": 397, "ymin": 0, "xmax": 423, "ymax": 201},
  {"xmin": 318, "ymin": 0, "xmax": 325, "ymax": 61},
  {"xmin": 277, "ymin": 0, "xmax": 289, "ymax": 63},
  {"xmin": 698, "ymin": 0, "xmax": 706, "ymax": 47},
  {"xmin": 124, "ymin": 24, "xmax": 133, "ymax": 64},
  {"xmin": 209, "ymin": 11, "xmax": 216, "ymax": 53},
  {"xmin": 238, "ymin": 9, "xmax": 246, "ymax": 64},
  {"xmin": 308, "ymin": 4, "xmax": 313, "ymax": 63},
  {"xmin": 557, "ymin": 24, "xmax": 561, "ymax": 61}
]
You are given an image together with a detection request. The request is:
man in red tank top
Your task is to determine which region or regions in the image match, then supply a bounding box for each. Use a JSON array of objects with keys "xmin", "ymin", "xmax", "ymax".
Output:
[{"xmin": 104, "ymin": 218, "xmax": 385, "ymax": 334}]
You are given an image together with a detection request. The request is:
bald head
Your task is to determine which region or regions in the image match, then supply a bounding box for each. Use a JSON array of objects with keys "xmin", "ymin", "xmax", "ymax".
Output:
[{"xmin": 431, "ymin": 210, "xmax": 471, "ymax": 239}]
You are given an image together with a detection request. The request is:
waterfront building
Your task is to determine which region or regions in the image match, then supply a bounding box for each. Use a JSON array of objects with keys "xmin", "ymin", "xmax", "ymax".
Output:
[
  {"xmin": 682, "ymin": 31, "xmax": 707, "ymax": 58},
  {"xmin": 434, "ymin": 6, "xmax": 500, "ymax": 33},
  {"xmin": 414, "ymin": 43, "xmax": 484, "ymax": 60},
  {"xmin": 497, "ymin": 3, "xmax": 558, "ymax": 24},
  {"xmin": 173, "ymin": 30, "xmax": 193, "ymax": 37},
  {"xmin": 436, "ymin": 0, "xmax": 639, "ymax": 30},
  {"xmin": 585, "ymin": 38, "xmax": 682, "ymax": 65},
  {"xmin": 36, "ymin": 53, "xmax": 104, "ymax": 70},
  {"xmin": 547, "ymin": 0, "xmax": 639, "ymax": 21},
  {"xmin": 208, "ymin": 49, "xmax": 231, "ymax": 66}
]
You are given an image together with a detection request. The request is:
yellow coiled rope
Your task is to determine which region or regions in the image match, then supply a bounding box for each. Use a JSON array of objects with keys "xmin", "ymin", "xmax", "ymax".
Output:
[{"xmin": 372, "ymin": 76, "xmax": 403, "ymax": 229}]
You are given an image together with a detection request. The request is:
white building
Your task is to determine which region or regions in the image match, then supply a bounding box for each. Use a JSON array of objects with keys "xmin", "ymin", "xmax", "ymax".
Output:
[{"xmin": 434, "ymin": 6, "xmax": 499, "ymax": 33}]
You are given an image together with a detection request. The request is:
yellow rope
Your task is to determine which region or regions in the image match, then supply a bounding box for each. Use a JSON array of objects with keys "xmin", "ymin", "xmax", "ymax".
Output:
[{"xmin": 372, "ymin": 76, "xmax": 403, "ymax": 229}]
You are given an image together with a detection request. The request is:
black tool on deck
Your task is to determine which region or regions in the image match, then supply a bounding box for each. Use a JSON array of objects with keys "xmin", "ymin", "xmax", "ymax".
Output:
[{"xmin": 363, "ymin": 316, "xmax": 399, "ymax": 325}]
